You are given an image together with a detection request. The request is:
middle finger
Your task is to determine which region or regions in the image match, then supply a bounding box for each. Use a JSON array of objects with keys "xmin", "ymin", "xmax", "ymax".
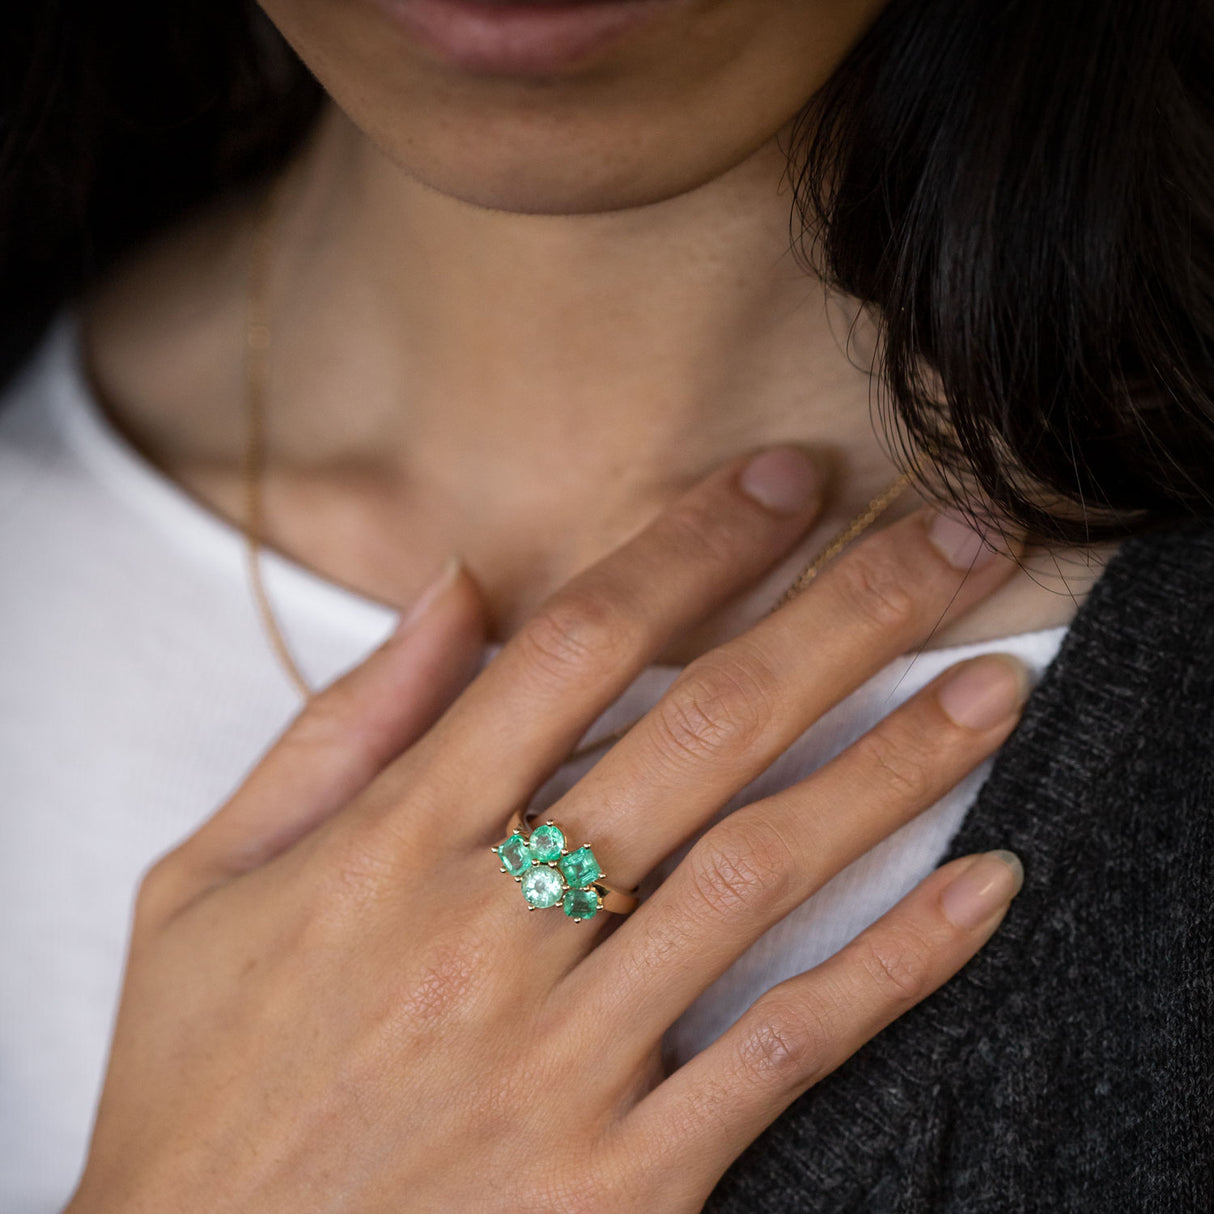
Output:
[
  {"xmin": 541, "ymin": 508, "xmax": 1021, "ymax": 892},
  {"xmin": 363, "ymin": 446, "xmax": 823, "ymax": 836},
  {"xmin": 566, "ymin": 652, "xmax": 1027, "ymax": 1064}
]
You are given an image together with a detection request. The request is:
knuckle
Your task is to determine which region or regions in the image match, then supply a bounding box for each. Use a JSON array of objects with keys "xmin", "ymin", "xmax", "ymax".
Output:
[
  {"xmin": 393, "ymin": 928, "xmax": 489, "ymax": 1028},
  {"xmin": 831, "ymin": 542, "xmax": 918, "ymax": 632},
  {"xmin": 684, "ymin": 816, "xmax": 795, "ymax": 922},
  {"xmin": 850, "ymin": 724, "xmax": 934, "ymax": 803},
  {"xmin": 652, "ymin": 647, "xmax": 777, "ymax": 764},
  {"xmin": 516, "ymin": 589, "xmax": 637, "ymax": 685},
  {"xmin": 850, "ymin": 927, "xmax": 936, "ymax": 1006},
  {"xmin": 735, "ymin": 995, "xmax": 829, "ymax": 1090}
]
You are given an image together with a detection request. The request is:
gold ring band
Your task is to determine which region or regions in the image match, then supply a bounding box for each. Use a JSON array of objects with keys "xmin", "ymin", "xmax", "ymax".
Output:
[{"xmin": 492, "ymin": 811, "xmax": 640, "ymax": 921}]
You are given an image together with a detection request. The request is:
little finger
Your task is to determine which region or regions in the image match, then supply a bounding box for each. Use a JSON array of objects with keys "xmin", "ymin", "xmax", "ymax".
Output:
[
  {"xmin": 546, "ymin": 512, "xmax": 1022, "ymax": 894},
  {"xmin": 568, "ymin": 655, "xmax": 1028, "ymax": 1052},
  {"xmin": 618, "ymin": 850, "xmax": 1024, "ymax": 1208}
]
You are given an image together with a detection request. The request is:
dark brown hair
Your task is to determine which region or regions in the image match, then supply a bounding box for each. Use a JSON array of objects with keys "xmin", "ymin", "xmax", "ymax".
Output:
[{"xmin": 1, "ymin": 0, "xmax": 1211, "ymax": 543}]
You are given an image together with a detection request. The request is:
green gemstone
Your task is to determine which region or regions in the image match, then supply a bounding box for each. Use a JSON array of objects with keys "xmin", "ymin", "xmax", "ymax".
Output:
[
  {"xmin": 563, "ymin": 888, "xmax": 601, "ymax": 921},
  {"xmin": 528, "ymin": 822, "xmax": 566, "ymax": 863},
  {"xmin": 521, "ymin": 866, "xmax": 564, "ymax": 909},
  {"xmin": 497, "ymin": 834, "xmax": 532, "ymax": 877},
  {"xmin": 559, "ymin": 845, "xmax": 602, "ymax": 889}
]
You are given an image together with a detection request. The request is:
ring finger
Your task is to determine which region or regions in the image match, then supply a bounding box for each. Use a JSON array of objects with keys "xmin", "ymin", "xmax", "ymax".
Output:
[
  {"xmin": 616, "ymin": 848, "xmax": 1024, "ymax": 1210},
  {"xmin": 562, "ymin": 652, "xmax": 1028, "ymax": 1066},
  {"xmin": 361, "ymin": 446, "xmax": 824, "ymax": 838},
  {"xmin": 538, "ymin": 507, "xmax": 1021, "ymax": 897}
]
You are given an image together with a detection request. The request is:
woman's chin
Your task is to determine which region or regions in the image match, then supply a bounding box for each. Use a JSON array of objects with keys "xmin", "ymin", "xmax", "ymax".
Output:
[
  {"xmin": 341, "ymin": 102, "xmax": 794, "ymax": 218},
  {"xmin": 384, "ymin": 151, "xmax": 729, "ymax": 217},
  {"xmin": 263, "ymin": 0, "xmax": 858, "ymax": 217}
]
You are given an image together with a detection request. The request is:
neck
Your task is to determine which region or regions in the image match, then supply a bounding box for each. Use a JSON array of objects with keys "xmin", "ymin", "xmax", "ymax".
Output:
[
  {"xmin": 266, "ymin": 105, "xmax": 903, "ymax": 530},
  {"xmin": 83, "ymin": 100, "xmax": 1116, "ymax": 655},
  {"xmin": 83, "ymin": 101, "xmax": 944, "ymax": 653}
]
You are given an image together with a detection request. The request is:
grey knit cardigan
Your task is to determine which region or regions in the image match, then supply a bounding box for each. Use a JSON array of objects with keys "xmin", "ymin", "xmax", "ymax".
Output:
[{"xmin": 706, "ymin": 519, "xmax": 1214, "ymax": 1213}]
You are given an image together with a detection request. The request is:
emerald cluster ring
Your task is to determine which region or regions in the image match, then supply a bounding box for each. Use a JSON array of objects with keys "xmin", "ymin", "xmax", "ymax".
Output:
[{"xmin": 492, "ymin": 811, "xmax": 640, "ymax": 922}]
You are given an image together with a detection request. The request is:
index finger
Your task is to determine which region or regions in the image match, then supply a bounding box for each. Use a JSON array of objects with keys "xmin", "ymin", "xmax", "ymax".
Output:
[
  {"xmin": 371, "ymin": 446, "xmax": 825, "ymax": 834},
  {"xmin": 540, "ymin": 506, "xmax": 1022, "ymax": 891}
]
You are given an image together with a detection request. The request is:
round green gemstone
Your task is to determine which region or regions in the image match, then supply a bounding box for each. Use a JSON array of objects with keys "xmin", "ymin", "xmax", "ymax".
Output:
[
  {"xmin": 562, "ymin": 888, "xmax": 601, "ymax": 921},
  {"xmin": 521, "ymin": 866, "xmax": 564, "ymax": 909},
  {"xmin": 528, "ymin": 822, "xmax": 566, "ymax": 863},
  {"xmin": 497, "ymin": 834, "xmax": 532, "ymax": 877},
  {"xmin": 559, "ymin": 845, "xmax": 602, "ymax": 889}
]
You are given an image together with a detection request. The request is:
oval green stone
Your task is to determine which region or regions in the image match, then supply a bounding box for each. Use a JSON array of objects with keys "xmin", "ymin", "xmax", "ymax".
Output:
[
  {"xmin": 563, "ymin": 888, "xmax": 601, "ymax": 921},
  {"xmin": 497, "ymin": 834, "xmax": 532, "ymax": 877},
  {"xmin": 521, "ymin": 866, "xmax": 564, "ymax": 909},
  {"xmin": 528, "ymin": 822, "xmax": 566, "ymax": 863},
  {"xmin": 559, "ymin": 845, "xmax": 602, "ymax": 889}
]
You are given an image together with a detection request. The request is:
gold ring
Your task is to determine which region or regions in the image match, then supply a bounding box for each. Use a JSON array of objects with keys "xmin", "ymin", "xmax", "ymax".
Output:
[{"xmin": 492, "ymin": 811, "xmax": 640, "ymax": 921}]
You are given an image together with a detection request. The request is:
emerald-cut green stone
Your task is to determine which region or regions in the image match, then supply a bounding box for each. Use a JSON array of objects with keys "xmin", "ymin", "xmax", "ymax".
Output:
[
  {"xmin": 521, "ymin": 866, "xmax": 564, "ymax": 909},
  {"xmin": 528, "ymin": 822, "xmax": 566, "ymax": 863},
  {"xmin": 559, "ymin": 845, "xmax": 602, "ymax": 889},
  {"xmin": 563, "ymin": 888, "xmax": 601, "ymax": 921},
  {"xmin": 497, "ymin": 834, "xmax": 532, "ymax": 877}
]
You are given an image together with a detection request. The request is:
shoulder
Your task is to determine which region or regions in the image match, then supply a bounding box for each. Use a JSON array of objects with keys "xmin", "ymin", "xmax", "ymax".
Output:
[
  {"xmin": 1076, "ymin": 517, "xmax": 1214, "ymax": 685},
  {"xmin": 77, "ymin": 190, "xmax": 256, "ymax": 475}
]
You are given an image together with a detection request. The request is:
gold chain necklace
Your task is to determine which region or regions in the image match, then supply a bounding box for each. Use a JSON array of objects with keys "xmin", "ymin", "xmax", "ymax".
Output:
[{"xmin": 242, "ymin": 179, "xmax": 914, "ymax": 758}]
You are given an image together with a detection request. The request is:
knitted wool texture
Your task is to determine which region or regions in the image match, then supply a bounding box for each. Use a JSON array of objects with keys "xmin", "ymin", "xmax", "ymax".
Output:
[{"xmin": 706, "ymin": 519, "xmax": 1214, "ymax": 1213}]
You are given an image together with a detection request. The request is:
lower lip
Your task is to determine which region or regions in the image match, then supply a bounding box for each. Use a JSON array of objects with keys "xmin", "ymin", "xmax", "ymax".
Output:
[{"xmin": 376, "ymin": 0, "xmax": 674, "ymax": 75}]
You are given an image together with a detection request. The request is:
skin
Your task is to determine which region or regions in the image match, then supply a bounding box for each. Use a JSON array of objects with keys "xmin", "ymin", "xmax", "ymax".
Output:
[
  {"xmin": 69, "ymin": 456, "xmax": 1029, "ymax": 1211},
  {"xmin": 82, "ymin": 0, "xmax": 1115, "ymax": 660},
  {"xmin": 68, "ymin": 0, "xmax": 1089, "ymax": 1205},
  {"xmin": 260, "ymin": 0, "xmax": 890, "ymax": 215}
]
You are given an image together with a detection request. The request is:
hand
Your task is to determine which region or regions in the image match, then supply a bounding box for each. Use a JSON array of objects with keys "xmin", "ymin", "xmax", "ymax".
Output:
[{"xmin": 67, "ymin": 448, "xmax": 1028, "ymax": 1214}]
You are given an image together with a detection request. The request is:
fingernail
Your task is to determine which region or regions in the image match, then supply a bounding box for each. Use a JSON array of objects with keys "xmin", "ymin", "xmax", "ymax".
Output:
[
  {"xmin": 738, "ymin": 447, "xmax": 819, "ymax": 515},
  {"xmin": 940, "ymin": 850, "xmax": 1024, "ymax": 930},
  {"xmin": 927, "ymin": 508, "xmax": 1000, "ymax": 570},
  {"xmin": 393, "ymin": 555, "xmax": 462, "ymax": 638},
  {"xmin": 937, "ymin": 656, "xmax": 1029, "ymax": 731}
]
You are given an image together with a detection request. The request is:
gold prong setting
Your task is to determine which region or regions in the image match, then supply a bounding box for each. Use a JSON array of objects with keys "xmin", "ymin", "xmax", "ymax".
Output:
[{"xmin": 492, "ymin": 817, "xmax": 606, "ymax": 920}]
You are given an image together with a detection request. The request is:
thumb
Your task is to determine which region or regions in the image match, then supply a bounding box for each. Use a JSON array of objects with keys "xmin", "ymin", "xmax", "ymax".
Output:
[{"xmin": 166, "ymin": 556, "xmax": 486, "ymax": 901}]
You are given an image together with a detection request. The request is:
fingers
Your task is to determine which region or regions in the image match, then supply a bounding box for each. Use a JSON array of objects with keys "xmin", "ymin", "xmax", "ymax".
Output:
[
  {"xmin": 617, "ymin": 850, "xmax": 1024, "ymax": 1208},
  {"xmin": 379, "ymin": 447, "xmax": 823, "ymax": 840},
  {"xmin": 546, "ymin": 509, "xmax": 1022, "ymax": 889},
  {"xmin": 159, "ymin": 558, "xmax": 486, "ymax": 905},
  {"xmin": 567, "ymin": 655, "xmax": 1028, "ymax": 1060}
]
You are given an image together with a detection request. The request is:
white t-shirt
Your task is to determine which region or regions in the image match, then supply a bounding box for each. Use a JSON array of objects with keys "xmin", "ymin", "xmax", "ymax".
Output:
[{"xmin": 0, "ymin": 315, "xmax": 1069, "ymax": 1212}]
